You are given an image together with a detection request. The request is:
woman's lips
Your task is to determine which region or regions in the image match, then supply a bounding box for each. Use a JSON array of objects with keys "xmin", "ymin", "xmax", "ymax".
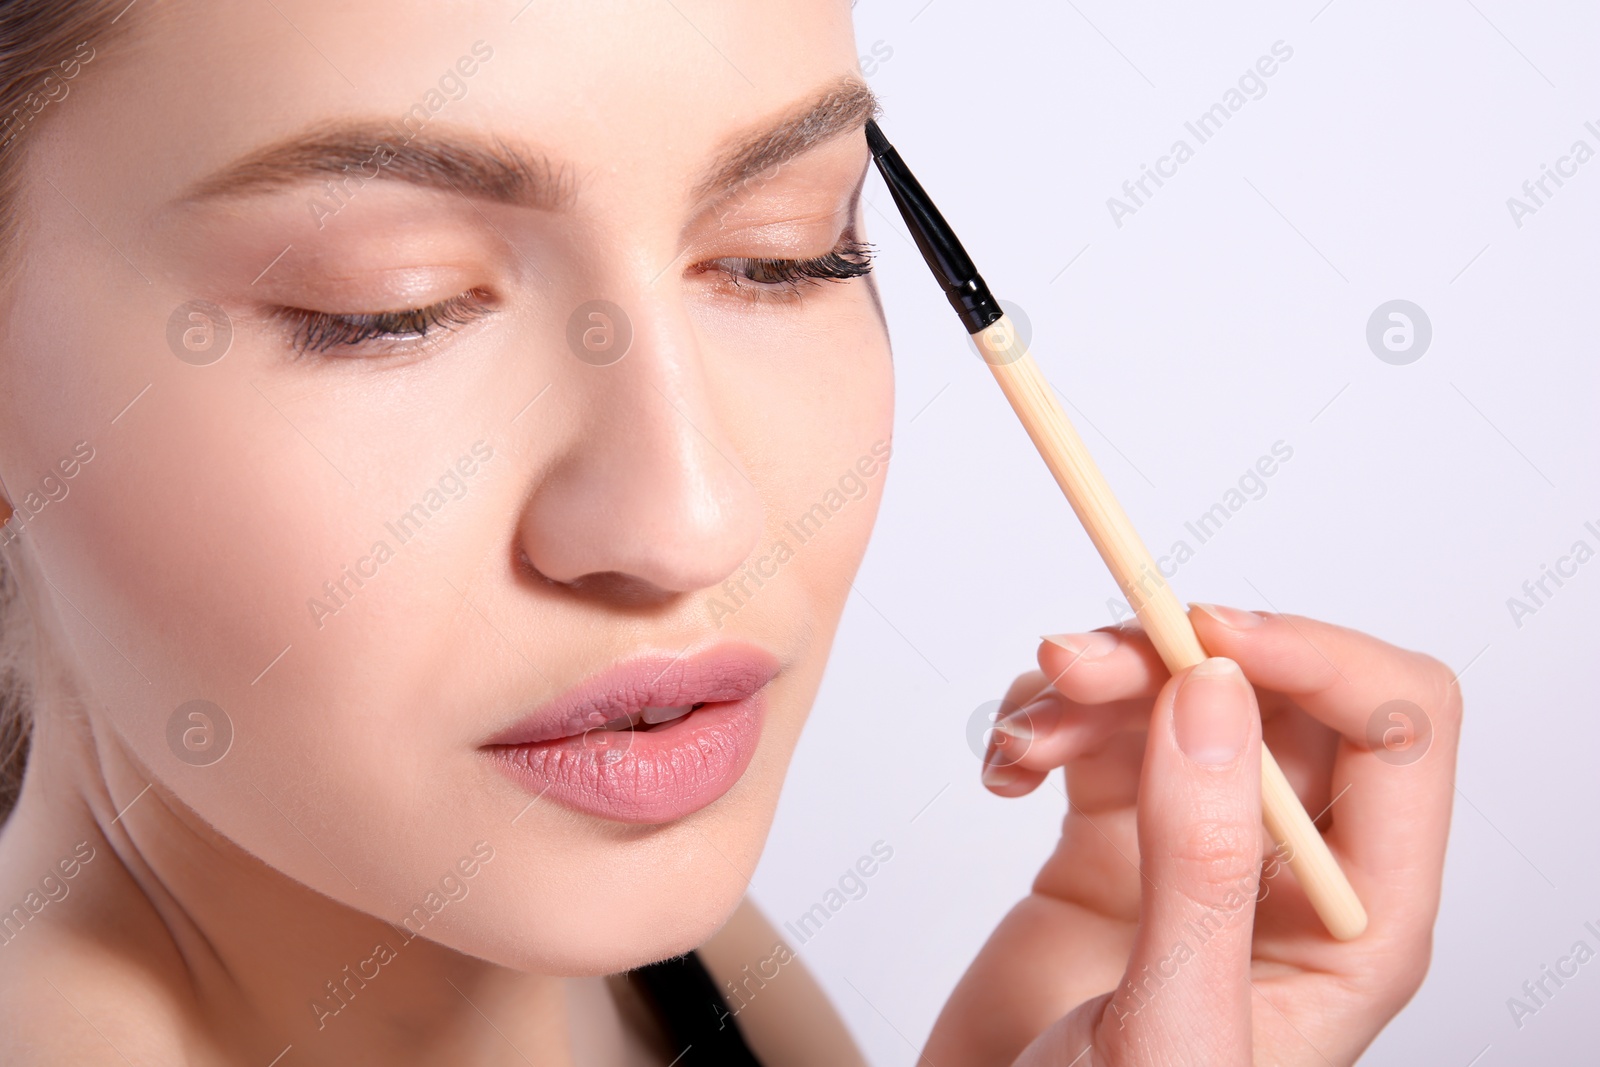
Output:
[{"xmin": 482, "ymin": 643, "xmax": 780, "ymax": 824}]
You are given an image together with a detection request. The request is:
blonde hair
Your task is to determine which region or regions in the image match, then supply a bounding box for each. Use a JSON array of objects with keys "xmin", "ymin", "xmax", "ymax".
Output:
[{"xmin": 0, "ymin": 0, "xmax": 136, "ymax": 821}]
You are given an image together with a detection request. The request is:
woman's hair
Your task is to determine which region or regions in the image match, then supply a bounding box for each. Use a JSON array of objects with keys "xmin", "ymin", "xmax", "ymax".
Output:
[
  {"xmin": 0, "ymin": 0, "xmax": 135, "ymax": 821},
  {"xmin": 0, "ymin": 559, "xmax": 29, "ymax": 821}
]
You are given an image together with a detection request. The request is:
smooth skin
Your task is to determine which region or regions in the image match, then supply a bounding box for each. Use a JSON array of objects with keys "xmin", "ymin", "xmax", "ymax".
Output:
[
  {"xmin": 0, "ymin": 0, "xmax": 1456, "ymax": 1063},
  {"xmin": 928, "ymin": 603, "xmax": 1460, "ymax": 1065},
  {"xmin": 0, "ymin": 2, "xmax": 886, "ymax": 1064}
]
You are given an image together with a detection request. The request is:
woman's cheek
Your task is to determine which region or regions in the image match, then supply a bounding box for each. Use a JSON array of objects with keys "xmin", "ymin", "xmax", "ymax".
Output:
[
  {"xmin": 711, "ymin": 292, "xmax": 891, "ymax": 661},
  {"xmin": 13, "ymin": 304, "xmax": 458, "ymax": 859}
]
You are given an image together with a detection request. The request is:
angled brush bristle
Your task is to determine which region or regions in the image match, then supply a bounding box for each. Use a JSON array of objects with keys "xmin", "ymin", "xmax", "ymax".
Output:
[{"xmin": 864, "ymin": 119, "xmax": 891, "ymax": 157}]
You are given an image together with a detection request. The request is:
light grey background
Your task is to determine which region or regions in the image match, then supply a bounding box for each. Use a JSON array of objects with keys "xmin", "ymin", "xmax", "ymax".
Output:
[{"xmin": 749, "ymin": 2, "xmax": 1600, "ymax": 1064}]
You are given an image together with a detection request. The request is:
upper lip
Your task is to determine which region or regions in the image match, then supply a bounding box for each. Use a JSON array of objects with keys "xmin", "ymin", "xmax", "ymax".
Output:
[{"xmin": 483, "ymin": 642, "xmax": 781, "ymax": 746}]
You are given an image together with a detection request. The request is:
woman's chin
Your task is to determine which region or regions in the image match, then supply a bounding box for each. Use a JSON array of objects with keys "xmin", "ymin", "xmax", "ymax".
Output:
[
  {"xmin": 426, "ymin": 863, "xmax": 753, "ymax": 977},
  {"xmin": 464, "ymin": 915, "xmax": 740, "ymax": 978}
]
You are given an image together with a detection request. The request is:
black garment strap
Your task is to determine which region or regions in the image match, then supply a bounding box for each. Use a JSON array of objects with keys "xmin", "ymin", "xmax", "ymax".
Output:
[{"xmin": 628, "ymin": 951, "xmax": 764, "ymax": 1066}]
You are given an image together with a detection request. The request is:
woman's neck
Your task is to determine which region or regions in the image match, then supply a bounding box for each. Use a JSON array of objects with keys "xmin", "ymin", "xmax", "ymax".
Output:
[{"xmin": 0, "ymin": 686, "xmax": 643, "ymax": 1067}]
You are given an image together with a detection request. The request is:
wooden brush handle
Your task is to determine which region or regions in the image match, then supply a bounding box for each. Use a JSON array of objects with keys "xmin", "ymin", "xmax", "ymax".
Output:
[{"xmin": 973, "ymin": 314, "xmax": 1367, "ymax": 942}]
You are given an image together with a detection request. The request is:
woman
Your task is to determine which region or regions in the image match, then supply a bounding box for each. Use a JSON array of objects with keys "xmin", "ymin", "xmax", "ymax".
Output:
[{"xmin": 0, "ymin": 1, "xmax": 1458, "ymax": 1063}]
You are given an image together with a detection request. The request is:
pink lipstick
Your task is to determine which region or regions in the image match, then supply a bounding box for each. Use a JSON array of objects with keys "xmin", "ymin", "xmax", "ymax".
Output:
[{"xmin": 483, "ymin": 643, "xmax": 779, "ymax": 824}]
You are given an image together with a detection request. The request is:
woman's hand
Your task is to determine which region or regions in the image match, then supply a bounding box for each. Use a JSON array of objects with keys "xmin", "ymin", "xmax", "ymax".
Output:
[{"xmin": 923, "ymin": 604, "xmax": 1460, "ymax": 1066}]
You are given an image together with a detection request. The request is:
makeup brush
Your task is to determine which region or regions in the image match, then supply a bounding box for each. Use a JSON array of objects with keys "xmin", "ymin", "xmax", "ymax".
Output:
[{"xmin": 865, "ymin": 119, "xmax": 1366, "ymax": 942}]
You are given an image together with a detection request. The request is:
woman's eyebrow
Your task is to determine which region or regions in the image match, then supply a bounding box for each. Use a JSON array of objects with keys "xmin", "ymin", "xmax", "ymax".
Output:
[
  {"xmin": 172, "ymin": 75, "xmax": 878, "ymax": 211},
  {"xmin": 690, "ymin": 75, "xmax": 879, "ymax": 205},
  {"xmin": 175, "ymin": 123, "xmax": 580, "ymax": 209}
]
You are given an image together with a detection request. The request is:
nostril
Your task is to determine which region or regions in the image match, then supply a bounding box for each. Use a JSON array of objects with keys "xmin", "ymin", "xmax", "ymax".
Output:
[
  {"xmin": 516, "ymin": 549, "xmax": 679, "ymax": 606},
  {"xmin": 564, "ymin": 572, "xmax": 677, "ymax": 605}
]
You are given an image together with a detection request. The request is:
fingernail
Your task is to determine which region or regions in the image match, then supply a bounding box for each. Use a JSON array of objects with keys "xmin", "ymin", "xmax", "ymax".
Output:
[
  {"xmin": 1173, "ymin": 657, "xmax": 1252, "ymax": 766},
  {"xmin": 994, "ymin": 697, "xmax": 1047, "ymax": 754},
  {"xmin": 982, "ymin": 745, "xmax": 1025, "ymax": 787},
  {"xmin": 1041, "ymin": 631, "xmax": 1119, "ymax": 660},
  {"xmin": 984, "ymin": 699, "xmax": 1042, "ymax": 784},
  {"xmin": 1190, "ymin": 602, "xmax": 1264, "ymax": 630}
]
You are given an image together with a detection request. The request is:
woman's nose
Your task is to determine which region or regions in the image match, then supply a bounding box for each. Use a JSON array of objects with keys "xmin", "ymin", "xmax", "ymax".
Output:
[{"xmin": 514, "ymin": 295, "xmax": 765, "ymax": 601}]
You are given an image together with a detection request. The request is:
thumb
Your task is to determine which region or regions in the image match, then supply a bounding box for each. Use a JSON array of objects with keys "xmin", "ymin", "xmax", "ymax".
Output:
[{"xmin": 1106, "ymin": 656, "xmax": 1263, "ymax": 1063}]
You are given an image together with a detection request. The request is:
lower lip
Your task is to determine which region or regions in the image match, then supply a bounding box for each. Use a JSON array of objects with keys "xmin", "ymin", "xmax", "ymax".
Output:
[{"xmin": 487, "ymin": 691, "xmax": 767, "ymax": 824}]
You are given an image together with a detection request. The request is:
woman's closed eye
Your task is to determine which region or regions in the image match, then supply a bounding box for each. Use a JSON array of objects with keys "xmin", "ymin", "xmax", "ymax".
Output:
[
  {"xmin": 272, "ymin": 235, "xmax": 874, "ymax": 358},
  {"xmin": 275, "ymin": 287, "xmax": 495, "ymax": 356},
  {"xmin": 700, "ymin": 235, "xmax": 874, "ymax": 301}
]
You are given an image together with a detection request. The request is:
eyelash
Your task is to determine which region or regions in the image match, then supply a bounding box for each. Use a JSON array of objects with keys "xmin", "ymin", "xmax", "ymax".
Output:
[
  {"xmin": 703, "ymin": 236, "xmax": 876, "ymax": 298},
  {"xmin": 274, "ymin": 236, "xmax": 874, "ymax": 356},
  {"xmin": 277, "ymin": 288, "xmax": 493, "ymax": 356}
]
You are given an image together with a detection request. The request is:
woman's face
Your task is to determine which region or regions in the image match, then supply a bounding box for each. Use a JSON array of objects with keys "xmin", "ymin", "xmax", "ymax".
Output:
[{"xmin": 1, "ymin": 0, "xmax": 890, "ymax": 973}]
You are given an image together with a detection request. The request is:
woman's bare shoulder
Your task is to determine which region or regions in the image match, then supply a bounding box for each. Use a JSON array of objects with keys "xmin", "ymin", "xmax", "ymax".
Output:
[{"xmin": 695, "ymin": 897, "xmax": 868, "ymax": 1067}]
